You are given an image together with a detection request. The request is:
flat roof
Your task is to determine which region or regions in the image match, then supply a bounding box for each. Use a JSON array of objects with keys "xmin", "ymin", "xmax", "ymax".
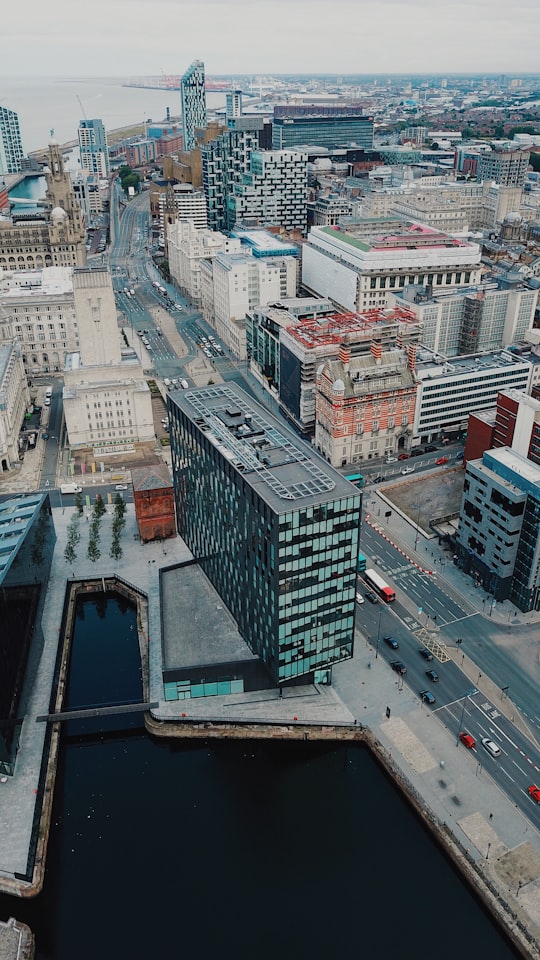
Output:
[
  {"xmin": 319, "ymin": 221, "xmax": 472, "ymax": 253},
  {"xmin": 169, "ymin": 383, "xmax": 357, "ymax": 511},
  {"xmin": 285, "ymin": 307, "xmax": 420, "ymax": 349},
  {"xmin": 161, "ymin": 562, "xmax": 257, "ymax": 671}
]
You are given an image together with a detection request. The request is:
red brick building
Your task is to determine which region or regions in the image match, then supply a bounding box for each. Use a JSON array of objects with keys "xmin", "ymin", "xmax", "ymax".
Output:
[{"xmin": 132, "ymin": 464, "xmax": 176, "ymax": 543}]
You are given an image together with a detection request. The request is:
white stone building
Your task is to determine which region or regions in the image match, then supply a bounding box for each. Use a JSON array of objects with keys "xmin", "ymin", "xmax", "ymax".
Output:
[
  {"xmin": 0, "ymin": 342, "xmax": 30, "ymax": 472},
  {"xmin": 62, "ymin": 268, "xmax": 154, "ymax": 451},
  {"xmin": 302, "ymin": 222, "xmax": 482, "ymax": 313},
  {"xmin": 167, "ymin": 220, "xmax": 241, "ymax": 304},
  {"xmin": 0, "ymin": 267, "xmax": 78, "ymax": 374}
]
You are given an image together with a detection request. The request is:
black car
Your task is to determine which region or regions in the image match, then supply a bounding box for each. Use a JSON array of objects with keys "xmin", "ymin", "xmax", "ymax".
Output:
[
  {"xmin": 365, "ymin": 592, "xmax": 379, "ymax": 604},
  {"xmin": 372, "ymin": 475, "xmax": 386, "ymax": 483},
  {"xmin": 410, "ymin": 448, "xmax": 424, "ymax": 457},
  {"xmin": 424, "ymin": 444, "xmax": 438, "ymax": 452},
  {"xmin": 384, "ymin": 636, "xmax": 399, "ymax": 650},
  {"xmin": 419, "ymin": 648, "xmax": 433, "ymax": 661},
  {"xmin": 390, "ymin": 660, "xmax": 407, "ymax": 675},
  {"xmin": 420, "ymin": 690, "xmax": 436, "ymax": 704},
  {"xmin": 425, "ymin": 669, "xmax": 439, "ymax": 682}
]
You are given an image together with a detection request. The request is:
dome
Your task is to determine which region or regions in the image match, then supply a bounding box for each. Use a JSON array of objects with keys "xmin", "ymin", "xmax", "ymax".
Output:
[
  {"xmin": 505, "ymin": 212, "xmax": 521, "ymax": 222},
  {"xmin": 332, "ymin": 378, "xmax": 345, "ymax": 392},
  {"xmin": 51, "ymin": 206, "xmax": 68, "ymax": 221}
]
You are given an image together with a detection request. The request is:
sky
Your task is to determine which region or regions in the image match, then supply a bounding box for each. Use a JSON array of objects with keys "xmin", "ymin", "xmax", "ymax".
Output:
[{"xmin": 1, "ymin": 0, "xmax": 540, "ymax": 78}]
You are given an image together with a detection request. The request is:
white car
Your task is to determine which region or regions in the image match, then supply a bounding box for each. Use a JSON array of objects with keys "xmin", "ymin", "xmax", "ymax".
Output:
[
  {"xmin": 115, "ymin": 484, "xmax": 128, "ymax": 491},
  {"xmin": 401, "ymin": 465, "xmax": 414, "ymax": 475},
  {"xmin": 355, "ymin": 593, "xmax": 365, "ymax": 605},
  {"xmin": 481, "ymin": 737, "xmax": 501, "ymax": 758}
]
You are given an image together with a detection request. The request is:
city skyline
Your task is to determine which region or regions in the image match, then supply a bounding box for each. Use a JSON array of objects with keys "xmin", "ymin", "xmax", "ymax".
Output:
[{"xmin": 2, "ymin": 0, "xmax": 540, "ymax": 77}]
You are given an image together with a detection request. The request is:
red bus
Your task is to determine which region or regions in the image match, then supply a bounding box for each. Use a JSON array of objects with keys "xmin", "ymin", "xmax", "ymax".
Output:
[{"xmin": 364, "ymin": 568, "xmax": 396, "ymax": 602}]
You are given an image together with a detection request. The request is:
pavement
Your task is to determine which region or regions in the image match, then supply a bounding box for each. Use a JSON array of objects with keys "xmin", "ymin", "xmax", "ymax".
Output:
[{"xmin": 1, "ymin": 439, "xmax": 540, "ymax": 954}]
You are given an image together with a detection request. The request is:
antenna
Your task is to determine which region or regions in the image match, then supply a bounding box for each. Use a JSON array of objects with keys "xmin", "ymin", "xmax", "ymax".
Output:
[{"xmin": 77, "ymin": 96, "xmax": 87, "ymax": 121}]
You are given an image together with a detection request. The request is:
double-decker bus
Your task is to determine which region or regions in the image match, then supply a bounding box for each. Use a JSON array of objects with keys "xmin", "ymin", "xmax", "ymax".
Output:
[
  {"xmin": 357, "ymin": 551, "xmax": 367, "ymax": 573},
  {"xmin": 364, "ymin": 568, "xmax": 396, "ymax": 602}
]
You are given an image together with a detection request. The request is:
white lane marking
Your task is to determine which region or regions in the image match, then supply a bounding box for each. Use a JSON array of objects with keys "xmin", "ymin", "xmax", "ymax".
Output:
[
  {"xmin": 512, "ymin": 759, "xmax": 529, "ymax": 776},
  {"xmin": 500, "ymin": 767, "xmax": 515, "ymax": 783}
]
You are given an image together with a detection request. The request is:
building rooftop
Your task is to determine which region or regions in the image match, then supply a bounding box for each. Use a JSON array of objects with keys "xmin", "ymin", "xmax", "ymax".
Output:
[
  {"xmin": 285, "ymin": 307, "xmax": 420, "ymax": 350},
  {"xmin": 0, "ymin": 266, "xmax": 73, "ymax": 298},
  {"xmin": 482, "ymin": 446, "xmax": 540, "ymax": 493},
  {"xmin": 0, "ymin": 494, "xmax": 46, "ymax": 580},
  {"xmin": 232, "ymin": 227, "xmax": 299, "ymax": 257},
  {"xmin": 319, "ymin": 220, "xmax": 472, "ymax": 253},
  {"xmin": 131, "ymin": 464, "xmax": 172, "ymax": 492},
  {"xmin": 415, "ymin": 348, "xmax": 533, "ymax": 381},
  {"xmin": 170, "ymin": 383, "xmax": 356, "ymax": 511}
]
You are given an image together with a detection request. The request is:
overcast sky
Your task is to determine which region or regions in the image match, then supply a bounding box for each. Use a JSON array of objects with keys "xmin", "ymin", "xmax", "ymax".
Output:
[{"xmin": 2, "ymin": 0, "xmax": 539, "ymax": 77}]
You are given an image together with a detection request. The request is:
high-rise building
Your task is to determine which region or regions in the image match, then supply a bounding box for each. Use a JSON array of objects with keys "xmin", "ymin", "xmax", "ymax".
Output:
[
  {"xmin": 272, "ymin": 105, "xmax": 374, "ymax": 152},
  {"xmin": 181, "ymin": 60, "xmax": 207, "ymax": 152},
  {"xmin": 78, "ymin": 119, "xmax": 109, "ymax": 177},
  {"xmin": 0, "ymin": 107, "xmax": 24, "ymax": 175},
  {"xmin": 226, "ymin": 89, "xmax": 243, "ymax": 120},
  {"xmin": 226, "ymin": 149, "xmax": 308, "ymax": 235},
  {"xmin": 202, "ymin": 120, "xmax": 264, "ymax": 232},
  {"xmin": 168, "ymin": 382, "xmax": 361, "ymax": 686},
  {"xmin": 477, "ymin": 144, "xmax": 531, "ymax": 188}
]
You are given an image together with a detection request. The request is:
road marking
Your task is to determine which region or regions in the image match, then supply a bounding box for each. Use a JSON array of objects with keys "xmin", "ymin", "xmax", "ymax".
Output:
[
  {"xmin": 500, "ymin": 766, "xmax": 515, "ymax": 783},
  {"xmin": 512, "ymin": 759, "xmax": 528, "ymax": 776}
]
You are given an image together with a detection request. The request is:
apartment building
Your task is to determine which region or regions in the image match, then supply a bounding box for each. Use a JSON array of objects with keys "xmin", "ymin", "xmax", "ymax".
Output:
[
  {"xmin": 0, "ymin": 267, "xmax": 78, "ymax": 374},
  {"xmin": 0, "ymin": 107, "xmax": 24, "ymax": 175},
  {"xmin": 167, "ymin": 220, "xmax": 241, "ymax": 303},
  {"xmin": 226, "ymin": 149, "xmax": 308, "ymax": 235}
]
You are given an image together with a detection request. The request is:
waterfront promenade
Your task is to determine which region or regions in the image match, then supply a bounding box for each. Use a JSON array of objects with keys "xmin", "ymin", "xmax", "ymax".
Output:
[{"xmin": 0, "ymin": 450, "xmax": 539, "ymax": 957}]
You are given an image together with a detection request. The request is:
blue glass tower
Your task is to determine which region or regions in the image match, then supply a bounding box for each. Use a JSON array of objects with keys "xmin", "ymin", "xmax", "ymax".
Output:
[
  {"xmin": 180, "ymin": 60, "xmax": 207, "ymax": 152},
  {"xmin": 169, "ymin": 383, "xmax": 361, "ymax": 686}
]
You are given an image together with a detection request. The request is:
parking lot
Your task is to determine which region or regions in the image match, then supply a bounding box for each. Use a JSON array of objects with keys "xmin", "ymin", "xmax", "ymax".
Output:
[{"xmin": 380, "ymin": 465, "xmax": 466, "ymax": 534}]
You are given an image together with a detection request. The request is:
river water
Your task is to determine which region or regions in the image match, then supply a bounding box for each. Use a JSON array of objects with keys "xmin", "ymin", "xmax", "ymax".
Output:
[
  {"xmin": 0, "ymin": 594, "xmax": 522, "ymax": 959},
  {"xmin": 1, "ymin": 77, "xmax": 227, "ymax": 155}
]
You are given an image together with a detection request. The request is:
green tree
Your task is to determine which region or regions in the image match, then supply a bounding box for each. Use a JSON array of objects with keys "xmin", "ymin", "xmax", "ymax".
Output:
[
  {"xmin": 529, "ymin": 152, "xmax": 540, "ymax": 173},
  {"xmin": 75, "ymin": 491, "xmax": 84, "ymax": 515},
  {"xmin": 93, "ymin": 495, "xmax": 106, "ymax": 519},
  {"xmin": 87, "ymin": 535, "xmax": 101, "ymax": 563}
]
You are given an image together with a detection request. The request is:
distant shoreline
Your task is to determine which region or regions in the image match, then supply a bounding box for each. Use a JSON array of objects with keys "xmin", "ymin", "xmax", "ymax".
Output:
[{"xmin": 28, "ymin": 115, "xmax": 181, "ymax": 160}]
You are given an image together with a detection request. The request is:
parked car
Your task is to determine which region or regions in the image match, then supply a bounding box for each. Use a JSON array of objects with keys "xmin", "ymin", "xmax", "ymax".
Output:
[
  {"xmin": 436, "ymin": 457, "xmax": 449, "ymax": 465},
  {"xmin": 386, "ymin": 455, "xmax": 397, "ymax": 463},
  {"xmin": 410, "ymin": 448, "xmax": 424, "ymax": 457},
  {"xmin": 365, "ymin": 592, "xmax": 379, "ymax": 604},
  {"xmin": 425, "ymin": 669, "xmax": 439, "ymax": 682},
  {"xmin": 459, "ymin": 732, "xmax": 476, "ymax": 749},
  {"xmin": 419, "ymin": 648, "xmax": 433, "ymax": 661},
  {"xmin": 481, "ymin": 737, "xmax": 501, "ymax": 758},
  {"xmin": 384, "ymin": 635, "xmax": 399, "ymax": 650},
  {"xmin": 355, "ymin": 593, "xmax": 365, "ymax": 605},
  {"xmin": 115, "ymin": 484, "xmax": 128, "ymax": 491},
  {"xmin": 42, "ymin": 432, "xmax": 49, "ymax": 441},
  {"xmin": 397, "ymin": 453, "xmax": 410, "ymax": 461},
  {"xmin": 528, "ymin": 784, "xmax": 540, "ymax": 803},
  {"xmin": 390, "ymin": 660, "xmax": 407, "ymax": 675},
  {"xmin": 456, "ymin": 451, "xmax": 464, "ymax": 461},
  {"xmin": 401, "ymin": 465, "xmax": 414, "ymax": 475},
  {"xmin": 424, "ymin": 444, "xmax": 438, "ymax": 452},
  {"xmin": 420, "ymin": 690, "xmax": 436, "ymax": 704}
]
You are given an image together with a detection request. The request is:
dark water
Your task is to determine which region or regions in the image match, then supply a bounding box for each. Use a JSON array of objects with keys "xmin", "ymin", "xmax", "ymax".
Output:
[{"xmin": 0, "ymin": 595, "xmax": 522, "ymax": 959}]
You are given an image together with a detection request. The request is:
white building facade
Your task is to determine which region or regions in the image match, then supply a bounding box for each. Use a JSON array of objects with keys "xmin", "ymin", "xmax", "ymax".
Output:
[
  {"xmin": 302, "ymin": 223, "xmax": 482, "ymax": 313},
  {"xmin": 167, "ymin": 221, "xmax": 241, "ymax": 304},
  {"xmin": 0, "ymin": 342, "xmax": 30, "ymax": 472},
  {"xmin": 0, "ymin": 267, "xmax": 78, "ymax": 374}
]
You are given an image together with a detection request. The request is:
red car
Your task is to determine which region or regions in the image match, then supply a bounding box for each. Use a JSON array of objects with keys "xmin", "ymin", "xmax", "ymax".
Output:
[
  {"xmin": 436, "ymin": 456, "xmax": 448, "ymax": 465},
  {"xmin": 398, "ymin": 453, "xmax": 410, "ymax": 461},
  {"xmin": 528, "ymin": 784, "xmax": 540, "ymax": 803},
  {"xmin": 459, "ymin": 732, "xmax": 476, "ymax": 749}
]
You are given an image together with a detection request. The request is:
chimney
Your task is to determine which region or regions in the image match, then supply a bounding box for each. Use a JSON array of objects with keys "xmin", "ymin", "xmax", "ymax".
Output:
[
  {"xmin": 338, "ymin": 342, "xmax": 351, "ymax": 372},
  {"xmin": 407, "ymin": 343, "xmax": 417, "ymax": 370},
  {"xmin": 371, "ymin": 340, "xmax": 382, "ymax": 364}
]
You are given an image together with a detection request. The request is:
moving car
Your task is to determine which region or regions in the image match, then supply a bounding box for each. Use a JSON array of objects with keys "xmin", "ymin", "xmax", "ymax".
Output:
[
  {"xmin": 481, "ymin": 737, "xmax": 501, "ymax": 758},
  {"xmin": 419, "ymin": 648, "xmax": 433, "ymax": 661},
  {"xmin": 459, "ymin": 732, "xmax": 476, "ymax": 749},
  {"xmin": 365, "ymin": 592, "xmax": 379, "ymax": 604},
  {"xmin": 384, "ymin": 635, "xmax": 399, "ymax": 650},
  {"xmin": 425, "ymin": 669, "xmax": 439, "ymax": 682},
  {"xmin": 528, "ymin": 785, "xmax": 540, "ymax": 803},
  {"xmin": 401, "ymin": 465, "xmax": 414, "ymax": 475},
  {"xmin": 436, "ymin": 457, "xmax": 449, "ymax": 465},
  {"xmin": 390, "ymin": 660, "xmax": 407, "ymax": 675},
  {"xmin": 355, "ymin": 593, "xmax": 365, "ymax": 605},
  {"xmin": 420, "ymin": 690, "xmax": 436, "ymax": 705}
]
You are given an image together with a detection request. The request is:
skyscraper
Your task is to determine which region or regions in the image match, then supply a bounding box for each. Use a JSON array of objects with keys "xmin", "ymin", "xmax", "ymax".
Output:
[
  {"xmin": 169, "ymin": 382, "xmax": 361, "ymax": 686},
  {"xmin": 78, "ymin": 119, "xmax": 109, "ymax": 177},
  {"xmin": 180, "ymin": 60, "xmax": 207, "ymax": 152},
  {"xmin": 0, "ymin": 106, "xmax": 24, "ymax": 175}
]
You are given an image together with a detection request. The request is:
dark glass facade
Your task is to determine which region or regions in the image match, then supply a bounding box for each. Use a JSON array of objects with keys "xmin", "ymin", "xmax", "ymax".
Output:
[
  {"xmin": 169, "ymin": 384, "xmax": 361, "ymax": 685},
  {"xmin": 0, "ymin": 495, "xmax": 55, "ymax": 775},
  {"xmin": 272, "ymin": 108, "xmax": 374, "ymax": 152}
]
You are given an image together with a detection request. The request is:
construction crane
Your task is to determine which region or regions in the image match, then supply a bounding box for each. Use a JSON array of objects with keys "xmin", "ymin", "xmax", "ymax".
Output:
[{"xmin": 77, "ymin": 96, "xmax": 87, "ymax": 121}]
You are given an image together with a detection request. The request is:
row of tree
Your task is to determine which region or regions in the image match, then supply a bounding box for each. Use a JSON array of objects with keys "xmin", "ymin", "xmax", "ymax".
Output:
[{"xmin": 64, "ymin": 493, "xmax": 127, "ymax": 568}]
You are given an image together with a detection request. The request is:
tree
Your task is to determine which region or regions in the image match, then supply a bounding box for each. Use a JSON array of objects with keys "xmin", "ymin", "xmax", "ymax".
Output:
[
  {"xmin": 87, "ymin": 534, "xmax": 101, "ymax": 563},
  {"xmin": 75, "ymin": 491, "xmax": 84, "ymax": 516},
  {"xmin": 529, "ymin": 152, "xmax": 540, "ymax": 173},
  {"xmin": 93, "ymin": 495, "xmax": 106, "ymax": 519}
]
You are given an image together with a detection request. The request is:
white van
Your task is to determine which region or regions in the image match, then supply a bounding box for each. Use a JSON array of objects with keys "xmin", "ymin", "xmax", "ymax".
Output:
[
  {"xmin": 60, "ymin": 483, "xmax": 82, "ymax": 494},
  {"xmin": 45, "ymin": 387, "xmax": 53, "ymax": 398}
]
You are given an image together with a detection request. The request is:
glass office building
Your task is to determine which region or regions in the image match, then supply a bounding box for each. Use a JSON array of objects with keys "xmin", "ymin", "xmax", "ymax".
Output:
[
  {"xmin": 272, "ymin": 106, "xmax": 374, "ymax": 152},
  {"xmin": 0, "ymin": 106, "xmax": 24, "ymax": 175},
  {"xmin": 169, "ymin": 383, "xmax": 361, "ymax": 685},
  {"xmin": 0, "ymin": 494, "xmax": 55, "ymax": 775}
]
